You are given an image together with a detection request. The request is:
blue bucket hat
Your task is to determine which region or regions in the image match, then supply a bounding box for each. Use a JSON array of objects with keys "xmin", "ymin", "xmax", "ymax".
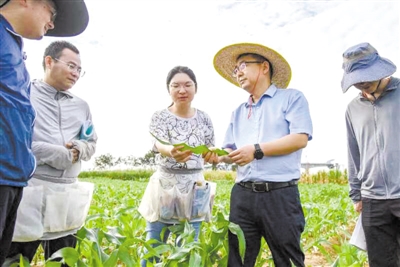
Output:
[{"xmin": 341, "ymin": 42, "xmax": 396, "ymax": 93}]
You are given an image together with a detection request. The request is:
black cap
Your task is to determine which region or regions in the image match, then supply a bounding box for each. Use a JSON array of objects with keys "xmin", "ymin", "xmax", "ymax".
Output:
[{"xmin": 46, "ymin": 0, "xmax": 89, "ymax": 37}]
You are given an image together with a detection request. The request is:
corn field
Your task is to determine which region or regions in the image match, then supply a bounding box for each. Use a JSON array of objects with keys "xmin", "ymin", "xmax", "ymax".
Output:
[{"xmin": 15, "ymin": 170, "xmax": 367, "ymax": 267}]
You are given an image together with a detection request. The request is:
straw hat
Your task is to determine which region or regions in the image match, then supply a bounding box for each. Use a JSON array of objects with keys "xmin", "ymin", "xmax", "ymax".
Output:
[
  {"xmin": 341, "ymin": 42, "xmax": 397, "ymax": 93},
  {"xmin": 213, "ymin": 43, "xmax": 292, "ymax": 89},
  {"xmin": 0, "ymin": 0, "xmax": 89, "ymax": 37}
]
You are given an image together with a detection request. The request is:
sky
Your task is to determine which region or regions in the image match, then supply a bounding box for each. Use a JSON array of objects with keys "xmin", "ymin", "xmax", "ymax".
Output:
[{"xmin": 23, "ymin": 0, "xmax": 400, "ymax": 170}]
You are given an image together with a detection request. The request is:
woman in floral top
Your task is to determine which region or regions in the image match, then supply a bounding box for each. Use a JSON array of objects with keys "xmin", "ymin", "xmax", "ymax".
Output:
[{"xmin": 139, "ymin": 66, "xmax": 218, "ymax": 266}]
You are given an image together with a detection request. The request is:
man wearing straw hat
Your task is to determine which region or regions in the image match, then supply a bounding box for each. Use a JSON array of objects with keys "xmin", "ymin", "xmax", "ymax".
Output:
[
  {"xmin": 0, "ymin": 0, "xmax": 89, "ymax": 265},
  {"xmin": 206, "ymin": 43, "xmax": 313, "ymax": 266},
  {"xmin": 342, "ymin": 42, "xmax": 400, "ymax": 267}
]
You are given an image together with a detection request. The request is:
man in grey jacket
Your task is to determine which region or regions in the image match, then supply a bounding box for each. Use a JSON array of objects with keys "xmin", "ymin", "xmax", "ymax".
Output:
[
  {"xmin": 342, "ymin": 42, "xmax": 400, "ymax": 267},
  {"xmin": 5, "ymin": 40, "xmax": 97, "ymax": 266}
]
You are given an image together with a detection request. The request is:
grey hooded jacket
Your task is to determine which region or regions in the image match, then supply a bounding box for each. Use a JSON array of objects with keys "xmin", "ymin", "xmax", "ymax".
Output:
[
  {"xmin": 30, "ymin": 79, "xmax": 97, "ymax": 183},
  {"xmin": 346, "ymin": 77, "xmax": 400, "ymax": 202}
]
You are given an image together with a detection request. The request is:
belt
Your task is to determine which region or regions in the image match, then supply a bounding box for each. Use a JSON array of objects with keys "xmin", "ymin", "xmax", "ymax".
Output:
[{"xmin": 238, "ymin": 180, "xmax": 298, "ymax": 193}]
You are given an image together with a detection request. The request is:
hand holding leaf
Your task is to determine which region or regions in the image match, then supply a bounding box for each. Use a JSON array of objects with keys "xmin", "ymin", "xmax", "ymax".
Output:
[{"xmin": 150, "ymin": 132, "xmax": 228, "ymax": 156}]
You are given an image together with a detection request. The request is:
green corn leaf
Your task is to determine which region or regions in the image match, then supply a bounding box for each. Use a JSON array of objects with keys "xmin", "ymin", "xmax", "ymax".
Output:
[
  {"xmin": 18, "ymin": 254, "xmax": 31, "ymax": 267},
  {"xmin": 103, "ymin": 249, "xmax": 119, "ymax": 267},
  {"xmin": 117, "ymin": 245, "xmax": 135, "ymax": 267},
  {"xmin": 46, "ymin": 247, "xmax": 79, "ymax": 267},
  {"xmin": 150, "ymin": 132, "xmax": 228, "ymax": 156},
  {"xmin": 189, "ymin": 251, "xmax": 202, "ymax": 267},
  {"xmin": 228, "ymin": 222, "xmax": 246, "ymax": 265}
]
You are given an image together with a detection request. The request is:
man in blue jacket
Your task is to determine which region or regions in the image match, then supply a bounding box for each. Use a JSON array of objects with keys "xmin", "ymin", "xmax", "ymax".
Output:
[{"xmin": 0, "ymin": 1, "xmax": 89, "ymax": 264}]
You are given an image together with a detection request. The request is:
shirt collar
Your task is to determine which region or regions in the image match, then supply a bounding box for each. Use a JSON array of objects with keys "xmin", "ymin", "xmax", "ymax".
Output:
[
  {"xmin": 245, "ymin": 84, "xmax": 278, "ymax": 107},
  {"xmin": 0, "ymin": 14, "xmax": 12, "ymax": 29},
  {"xmin": 33, "ymin": 79, "xmax": 74, "ymax": 99},
  {"xmin": 1, "ymin": 14, "xmax": 24, "ymax": 47}
]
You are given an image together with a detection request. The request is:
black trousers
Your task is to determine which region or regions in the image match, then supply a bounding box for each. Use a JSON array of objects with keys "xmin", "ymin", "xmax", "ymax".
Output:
[
  {"xmin": 0, "ymin": 186, "xmax": 23, "ymax": 266},
  {"xmin": 362, "ymin": 198, "xmax": 400, "ymax": 267},
  {"xmin": 7, "ymin": 234, "xmax": 77, "ymax": 267},
  {"xmin": 228, "ymin": 183, "xmax": 305, "ymax": 267}
]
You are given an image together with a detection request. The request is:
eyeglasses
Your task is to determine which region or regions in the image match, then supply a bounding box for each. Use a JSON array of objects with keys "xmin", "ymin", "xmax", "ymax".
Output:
[
  {"xmin": 43, "ymin": 0, "xmax": 57, "ymax": 22},
  {"xmin": 49, "ymin": 9, "xmax": 57, "ymax": 23},
  {"xmin": 232, "ymin": 61, "xmax": 262, "ymax": 77},
  {"xmin": 169, "ymin": 82, "xmax": 196, "ymax": 90},
  {"xmin": 53, "ymin": 58, "xmax": 85, "ymax": 77}
]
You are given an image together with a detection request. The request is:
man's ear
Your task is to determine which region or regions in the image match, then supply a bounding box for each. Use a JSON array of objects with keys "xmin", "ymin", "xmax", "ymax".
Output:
[
  {"xmin": 44, "ymin": 56, "xmax": 53, "ymax": 69},
  {"xmin": 262, "ymin": 61, "xmax": 272, "ymax": 76},
  {"xmin": 17, "ymin": 0, "xmax": 29, "ymax": 8}
]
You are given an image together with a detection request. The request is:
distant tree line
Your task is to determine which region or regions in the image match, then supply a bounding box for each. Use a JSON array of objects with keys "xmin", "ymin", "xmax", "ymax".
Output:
[
  {"xmin": 93, "ymin": 150, "xmax": 156, "ymax": 170},
  {"xmin": 93, "ymin": 151, "xmax": 237, "ymax": 171}
]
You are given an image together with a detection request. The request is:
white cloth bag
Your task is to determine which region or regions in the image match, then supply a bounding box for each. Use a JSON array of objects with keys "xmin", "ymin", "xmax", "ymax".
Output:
[
  {"xmin": 12, "ymin": 186, "xmax": 44, "ymax": 242},
  {"xmin": 43, "ymin": 181, "xmax": 94, "ymax": 233},
  {"xmin": 349, "ymin": 214, "xmax": 367, "ymax": 251},
  {"xmin": 12, "ymin": 180, "xmax": 94, "ymax": 241}
]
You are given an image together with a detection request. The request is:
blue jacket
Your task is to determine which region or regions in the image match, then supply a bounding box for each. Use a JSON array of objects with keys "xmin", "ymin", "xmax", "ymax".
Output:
[{"xmin": 0, "ymin": 14, "xmax": 36, "ymax": 187}]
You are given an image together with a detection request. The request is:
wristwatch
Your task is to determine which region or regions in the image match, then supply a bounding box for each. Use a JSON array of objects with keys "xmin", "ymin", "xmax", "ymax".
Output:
[{"xmin": 254, "ymin": 144, "xmax": 263, "ymax": 160}]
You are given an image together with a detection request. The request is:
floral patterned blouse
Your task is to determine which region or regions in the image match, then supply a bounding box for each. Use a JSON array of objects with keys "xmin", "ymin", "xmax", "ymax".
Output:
[{"xmin": 149, "ymin": 108, "xmax": 215, "ymax": 170}]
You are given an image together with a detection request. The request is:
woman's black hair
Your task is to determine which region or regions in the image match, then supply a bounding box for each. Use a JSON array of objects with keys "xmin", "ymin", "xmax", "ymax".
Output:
[{"xmin": 166, "ymin": 66, "xmax": 197, "ymax": 92}]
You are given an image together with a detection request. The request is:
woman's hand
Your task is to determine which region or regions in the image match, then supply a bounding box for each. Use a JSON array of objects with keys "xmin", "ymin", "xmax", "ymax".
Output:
[
  {"xmin": 203, "ymin": 150, "xmax": 219, "ymax": 165},
  {"xmin": 170, "ymin": 145, "xmax": 192, "ymax": 163}
]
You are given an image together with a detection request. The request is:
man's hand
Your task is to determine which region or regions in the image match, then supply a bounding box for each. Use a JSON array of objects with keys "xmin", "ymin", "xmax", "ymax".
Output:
[
  {"xmin": 66, "ymin": 142, "xmax": 80, "ymax": 163},
  {"xmin": 354, "ymin": 201, "xmax": 362, "ymax": 213},
  {"xmin": 229, "ymin": 144, "xmax": 255, "ymax": 166}
]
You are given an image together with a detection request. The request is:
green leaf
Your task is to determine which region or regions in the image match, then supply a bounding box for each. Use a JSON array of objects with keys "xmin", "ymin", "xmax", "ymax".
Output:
[
  {"xmin": 47, "ymin": 247, "xmax": 79, "ymax": 267},
  {"xmin": 150, "ymin": 132, "xmax": 228, "ymax": 156},
  {"xmin": 213, "ymin": 148, "xmax": 229, "ymax": 156},
  {"xmin": 228, "ymin": 222, "xmax": 246, "ymax": 265},
  {"xmin": 44, "ymin": 262, "xmax": 62, "ymax": 267},
  {"xmin": 19, "ymin": 254, "xmax": 31, "ymax": 267},
  {"xmin": 117, "ymin": 245, "xmax": 135, "ymax": 267},
  {"xmin": 189, "ymin": 251, "xmax": 202, "ymax": 266},
  {"xmin": 103, "ymin": 249, "xmax": 119, "ymax": 267},
  {"xmin": 168, "ymin": 247, "xmax": 191, "ymax": 260},
  {"xmin": 150, "ymin": 132, "xmax": 171, "ymax": 145}
]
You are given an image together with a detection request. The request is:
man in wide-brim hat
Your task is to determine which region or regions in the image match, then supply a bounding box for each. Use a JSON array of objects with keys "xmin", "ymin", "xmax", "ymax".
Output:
[
  {"xmin": 0, "ymin": 0, "xmax": 89, "ymax": 37},
  {"xmin": 205, "ymin": 43, "xmax": 313, "ymax": 267},
  {"xmin": 343, "ymin": 42, "xmax": 400, "ymax": 267},
  {"xmin": 0, "ymin": 1, "xmax": 89, "ymax": 265}
]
